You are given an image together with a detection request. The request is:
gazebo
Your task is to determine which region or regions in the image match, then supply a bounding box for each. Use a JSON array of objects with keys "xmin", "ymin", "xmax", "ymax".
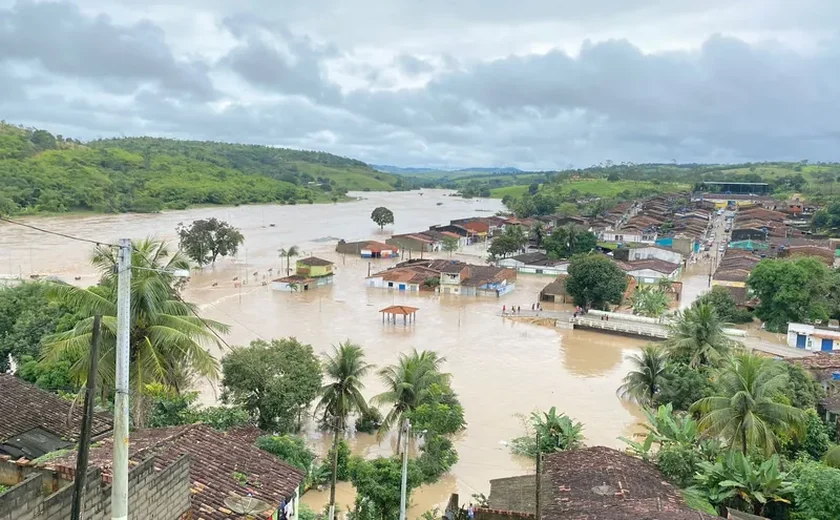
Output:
[{"xmin": 380, "ymin": 305, "xmax": 418, "ymax": 325}]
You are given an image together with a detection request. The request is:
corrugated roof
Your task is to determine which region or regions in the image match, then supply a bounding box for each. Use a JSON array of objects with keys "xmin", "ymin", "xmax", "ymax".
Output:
[{"xmin": 297, "ymin": 256, "xmax": 334, "ymax": 266}]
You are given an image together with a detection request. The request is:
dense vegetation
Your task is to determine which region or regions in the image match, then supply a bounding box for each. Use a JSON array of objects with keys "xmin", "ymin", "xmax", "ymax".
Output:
[
  {"xmin": 0, "ymin": 122, "xmax": 402, "ymax": 214},
  {"xmin": 612, "ymin": 302, "xmax": 838, "ymax": 519}
]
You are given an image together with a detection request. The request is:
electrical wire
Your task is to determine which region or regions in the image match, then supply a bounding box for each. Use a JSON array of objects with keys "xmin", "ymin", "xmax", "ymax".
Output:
[{"xmin": 0, "ymin": 216, "xmax": 119, "ymax": 248}]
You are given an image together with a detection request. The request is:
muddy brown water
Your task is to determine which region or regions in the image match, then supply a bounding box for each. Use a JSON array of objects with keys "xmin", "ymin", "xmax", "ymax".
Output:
[{"xmin": 1, "ymin": 190, "xmax": 651, "ymax": 517}]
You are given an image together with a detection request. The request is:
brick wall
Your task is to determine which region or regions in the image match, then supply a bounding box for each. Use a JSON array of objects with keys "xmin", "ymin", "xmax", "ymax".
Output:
[{"xmin": 0, "ymin": 455, "xmax": 190, "ymax": 520}]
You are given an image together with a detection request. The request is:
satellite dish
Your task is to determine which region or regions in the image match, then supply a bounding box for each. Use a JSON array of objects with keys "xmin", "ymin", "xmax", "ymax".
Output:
[{"xmin": 224, "ymin": 494, "xmax": 273, "ymax": 515}]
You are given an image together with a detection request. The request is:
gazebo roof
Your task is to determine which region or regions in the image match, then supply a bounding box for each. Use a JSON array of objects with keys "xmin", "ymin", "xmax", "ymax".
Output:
[{"xmin": 380, "ymin": 305, "xmax": 419, "ymax": 315}]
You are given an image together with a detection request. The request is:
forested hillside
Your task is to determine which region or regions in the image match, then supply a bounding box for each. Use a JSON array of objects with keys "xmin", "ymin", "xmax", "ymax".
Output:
[{"xmin": 0, "ymin": 122, "xmax": 400, "ymax": 215}]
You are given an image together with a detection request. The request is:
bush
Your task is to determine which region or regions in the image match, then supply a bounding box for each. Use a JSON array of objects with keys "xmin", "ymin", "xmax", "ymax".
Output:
[
  {"xmin": 255, "ymin": 435, "xmax": 316, "ymax": 472},
  {"xmin": 298, "ymin": 503, "xmax": 317, "ymax": 520},
  {"xmin": 326, "ymin": 439, "xmax": 352, "ymax": 481},
  {"xmin": 657, "ymin": 444, "xmax": 700, "ymax": 488},
  {"xmin": 355, "ymin": 407, "xmax": 382, "ymax": 434},
  {"xmin": 793, "ymin": 463, "xmax": 840, "ymax": 520}
]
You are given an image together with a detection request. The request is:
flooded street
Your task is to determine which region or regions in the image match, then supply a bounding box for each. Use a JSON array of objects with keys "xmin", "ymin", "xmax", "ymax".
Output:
[{"xmin": 0, "ymin": 190, "xmax": 648, "ymax": 516}]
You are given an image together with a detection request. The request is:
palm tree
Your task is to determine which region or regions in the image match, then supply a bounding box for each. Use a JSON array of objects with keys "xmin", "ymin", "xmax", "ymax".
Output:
[
  {"xmin": 278, "ymin": 245, "xmax": 300, "ymax": 275},
  {"xmin": 691, "ymin": 353, "xmax": 807, "ymax": 455},
  {"xmin": 317, "ymin": 341, "xmax": 373, "ymax": 520},
  {"xmin": 617, "ymin": 345, "xmax": 667, "ymax": 405},
  {"xmin": 666, "ymin": 303, "xmax": 736, "ymax": 367},
  {"xmin": 43, "ymin": 238, "xmax": 227, "ymax": 424},
  {"xmin": 373, "ymin": 349, "xmax": 450, "ymax": 451}
]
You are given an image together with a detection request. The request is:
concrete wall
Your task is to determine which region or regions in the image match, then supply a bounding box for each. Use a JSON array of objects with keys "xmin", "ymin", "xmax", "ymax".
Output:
[{"xmin": 0, "ymin": 455, "xmax": 190, "ymax": 520}]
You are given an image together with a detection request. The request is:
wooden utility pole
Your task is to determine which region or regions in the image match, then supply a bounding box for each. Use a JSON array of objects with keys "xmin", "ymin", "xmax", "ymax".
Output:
[
  {"xmin": 71, "ymin": 315, "xmax": 102, "ymax": 520},
  {"xmin": 535, "ymin": 432, "xmax": 542, "ymax": 520}
]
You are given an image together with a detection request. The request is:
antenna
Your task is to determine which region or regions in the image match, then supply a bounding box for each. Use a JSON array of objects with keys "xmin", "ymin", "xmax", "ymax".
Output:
[{"xmin": 224, "ymin": 494, "xmax": 273, "ymax": 515}]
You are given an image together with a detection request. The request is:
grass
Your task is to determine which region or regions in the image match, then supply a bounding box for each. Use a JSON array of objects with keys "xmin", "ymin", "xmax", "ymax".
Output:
[
  {"xmin": 294, "ymin": 163, "xmax": 397, "ymax": 191},
  {"xmin": 490, "ymin": 185, "xmax": 530, "ymax": 198}
]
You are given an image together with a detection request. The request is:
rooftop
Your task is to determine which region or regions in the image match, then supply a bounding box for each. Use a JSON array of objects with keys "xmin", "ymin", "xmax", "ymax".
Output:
[
  {"xmin": 0, "ymin": 374, "xmax": 113, "ymax": 459},
  {"xmin": 542, "ymin": 446, "xmax": 720, "ymax": 519},
  {"xmin": 622, "ymin": 259, "xmax": 681, "ymax": 274},
  {"xmin": 380, "ymin": 305, "xmax": 419, "ymax": 315},
  {"xmin": 51, "ymin": 424, "xmax": 305, "ymax": 520},
  {"xmin": 297, "ymin": 256, "xmax": 334, "ymax": 266}
]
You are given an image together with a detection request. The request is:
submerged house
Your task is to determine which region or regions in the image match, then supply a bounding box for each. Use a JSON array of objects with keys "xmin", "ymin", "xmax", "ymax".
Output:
[
  {"xmin": 367, "ymin": 259, "xmax": 515, "ymax": 297},
  {"xmin": 272, "ymin": 256, "xmax": 335, "ymax": 291},
  {"xmin": 787, "ymin": 322, "xmax": 840, "ymax": 352},
  {"xmin": 497, "ymin": 252, "xmax": 569, "ymax": 276},
  {"xmin": 336, "ymin": 240, "xmax": 399, "ymax": 258}
]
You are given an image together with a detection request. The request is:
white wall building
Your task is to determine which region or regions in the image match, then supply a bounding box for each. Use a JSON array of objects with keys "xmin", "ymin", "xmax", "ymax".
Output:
[
  {"xmin": 787, "ymin": 323, "xmax": 840, "ymax": 352},
  {"xmin": 497, "ymin": 253, "xmax": 569, "ymax": 276},
  {"xmin": 623, "ymin": 246, "xmax": 683, "ymax": 265},
  {"xmin": 597, "ymin": 229, "xmax": 657, "ymax": 244}
]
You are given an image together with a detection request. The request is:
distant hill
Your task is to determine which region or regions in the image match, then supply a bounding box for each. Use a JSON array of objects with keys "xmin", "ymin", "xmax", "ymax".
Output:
[
  {"xmin": 0, "ymin": 122, "xmax": 402, "ymax": 215},
  {"xmin": 373, "ymin": 164, "xmax": 525, "ymax": 177}
]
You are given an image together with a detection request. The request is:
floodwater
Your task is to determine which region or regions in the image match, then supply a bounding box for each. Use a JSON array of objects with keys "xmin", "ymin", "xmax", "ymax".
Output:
[{"xmin": 0, "ymin": 190, "xmax": 649, "ymax": 517}]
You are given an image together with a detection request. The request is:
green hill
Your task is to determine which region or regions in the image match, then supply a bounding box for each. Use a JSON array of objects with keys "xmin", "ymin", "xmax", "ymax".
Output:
[{"xmin": 0, "ymin": 123, "xmax": 399, "ymax": 215}]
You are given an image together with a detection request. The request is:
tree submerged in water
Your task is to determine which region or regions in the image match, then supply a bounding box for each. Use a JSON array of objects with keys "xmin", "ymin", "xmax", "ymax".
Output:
[{"xmin": 510, "ymin": 407, "xmax": 584, "ymax": 458}]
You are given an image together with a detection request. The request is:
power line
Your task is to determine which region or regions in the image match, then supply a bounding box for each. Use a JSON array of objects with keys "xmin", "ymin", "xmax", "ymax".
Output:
[{"xmin": 0, "ymin": 216, "xmax": 119, "ymax": 248}]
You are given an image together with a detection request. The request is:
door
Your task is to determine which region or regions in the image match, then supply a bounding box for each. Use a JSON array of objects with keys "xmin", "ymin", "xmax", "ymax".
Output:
[
  {"xmin": 398, "ymin": 284, "xmax": 406, "ymax": 291},
  {"xmin": 822, "ymin": 338, "xmax": 834, "ymax": 351},
  {"xmin": 796, "ymin": 334, "xmax": 807, "ymax": 348}
]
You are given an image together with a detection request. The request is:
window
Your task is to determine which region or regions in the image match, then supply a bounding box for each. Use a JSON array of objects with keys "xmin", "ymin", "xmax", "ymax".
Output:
[
  {"xmin": 536, "ymin": 269, "xmax": 544, "ymax": 274},
  {"xmin": 387, "ymin": 282, "xmax": 394, "ymax": 288}
]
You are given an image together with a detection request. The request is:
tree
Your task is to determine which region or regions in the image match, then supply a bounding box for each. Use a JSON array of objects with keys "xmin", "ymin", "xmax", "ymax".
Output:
[
  {"xmin": 255, "ymin": 434, "xmax": 316, "ymax": 472},
  {"xmin": 373, "ymin": 349, "xmax": 450, "ymax": 449},
  {"xmin": 145, "ymin": 385, "xmax": 249, "ymax": 430},
  {"xmin": 565, "ymin": 254, "xmax": 628, "ymax": 310},
  {"xmin": 176, "ymin": 218, "xmax": 244, "ymax": 266},
  {"xmin": 656, "ymin": 362, "xmax": 715, "ymax": 411},
  {"xmin": 695, "ymin": 286, "xmax": 752, "ymax": 323},
  {"xmin": 17, "ymin": 355, "xmax": 76, "ymax": 393},
  {"xmin": 665, "ymin": 304, "xmax": 735, "ymax": 367},
  {"xmin": 629, "ymin": 286, "xmax": 670, "ymax": 317},
  {"xmin": 349, "ymin": 456, "xmax": 421, "ymax": 520},
  {"xmin": 221, "ymin": 337, "xmax": 322, "ymax": 432},
  {"xmin": 530, "ymin": 222, "xmax": 545, "ymax": 248},
  {"xmin": 617, "ymin": 345, "xmax": 667, "ymax": 405},
  {"xmin": 487, "ymin": 235, "xmax": 520, "ymax": 259},
  {"xmin": 317, "ymin": 341, "xmax": 373, "ymax": 520},
  {"xmin": 371, "ymin": 207, "xmax": 394, "ymax": 229},
  {"xmin": 606, "ymin": 172, "xmax": 621, "ymax": 182},
  {"xmin": 278, "ymin": 245, "xmax": 300, "ymax": 276},
  {"xmin": 747, "ymin": 257, "xmax": 834, "ymax": 332},
  {"xmin": 528, "ymin": 183, "xmax": 539, "ymax": 195},
  {"xmin": 0, "ymin": 282, "xmax": 73, "ymax": 372},
  {"xmin": 510, "ymin": 407, "xmax": 584, "ymax": 458},
  {"xmin": 543, "ymin": 227, "xmax": 598, "ymax": 259},
  {"xmin": 441, "ymin": 236, "xmax": 459, "ymax": 256},
  {"xmin": 780, "ymin": 362, "xmax": 825, "ymax": 410},
  {"xmin": 556, "ymin": 202, "xmax": 578, "ymax": 218},
  {"xmin": 44, "ymin": 238, "xmax": 225, "ymax": 424},
  {"xmin": 692, "ymin": 354, "xmax": 807, "ymax": 455},
  {"xmin": 793, "ymin": 462, "xmax": 840, "ymax": 520}
]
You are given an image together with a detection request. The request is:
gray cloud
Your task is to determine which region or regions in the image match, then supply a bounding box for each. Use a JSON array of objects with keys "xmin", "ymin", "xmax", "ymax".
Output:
[{"xmin": 0, "ymin": 0, "xmax": 838, "ymax": 169}]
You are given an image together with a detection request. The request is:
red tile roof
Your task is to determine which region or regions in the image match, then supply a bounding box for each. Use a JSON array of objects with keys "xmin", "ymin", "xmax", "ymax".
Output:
[
  {"xmin": 543, "ymin": 446, "xmax": 720, "ymax": 519},
  {"xmin": 52, "ymin": 424, "xmax": 305, "ymax": 520},
  {"xmin": 0, "ymin": 374, "xmax": 113, "ymax": 443}
]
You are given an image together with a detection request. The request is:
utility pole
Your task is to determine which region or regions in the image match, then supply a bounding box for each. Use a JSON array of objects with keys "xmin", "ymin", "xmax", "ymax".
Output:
[
  {"xmin": 535, "ymin": 432, "xmax": 542, "ymax": 520},
  {"xmin": 71, "ymin": 315, "xmax": 102, "ymax": 520},
  {"xmin": 398, "ymin": 419, "xmax": 411, "ymax": 520},
  {"xmin": 112, "ymin": 238, "xmax": 131, "ymax": 520}
]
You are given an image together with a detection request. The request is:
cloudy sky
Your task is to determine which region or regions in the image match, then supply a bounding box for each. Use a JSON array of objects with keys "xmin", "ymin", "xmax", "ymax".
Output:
[{"xmin": 1, "ymin": 0, "xmax": 838, "ymax": 169}]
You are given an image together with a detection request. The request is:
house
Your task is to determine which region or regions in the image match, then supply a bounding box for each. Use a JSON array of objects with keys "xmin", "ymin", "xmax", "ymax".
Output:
[
  {"xmin": 0, "ymin": 374, "xmax": 113, "ymax": 459},
  {"xmin": 272, "ymin": 256, "xmax": 334, "ymax": 291},
  {"xmin": 596, "ymin": 228, "xmax": 656, "ymax": 244},
  {"xmin": 449, "ymin": 446, "xmax": 720, "ymax": 519},
  {"xmin": 429, "ymin": 225, "xmax": 470, "ymax": 247},
  {"xmin": 786, "ymin": 353, "xmax": 840, "ymax": 422},
  {"xmin": 497, "ymin": 252, "xmax": 569, "ymax": 276},
  {"xmin": 386, "ymin": 233, "xmax": 436, "ymax": 253},
  {"xmin": 50, "ymin": 424, "xmax": 306, "ymax": 520},
  {"xmin": 613, "ymin": 245, "xmax": 683, "ymax": 265},
  {"xmin": 620, "ymin": 259, "xmax": 682, "ymax": 283},
  {"xmin": 367, "ymin": 259, "xmax": 516, "ymax": 297},
  {"xmin": 335, "ymin": 240, "xmax": 399, "ymax": 258},
  {"xmin": 787, "ymin": 322, "xmax": 840, "ymax": 352},
  {"xmin": 539, "ymin": 276, "xmax": 568, "ymax": 303}
]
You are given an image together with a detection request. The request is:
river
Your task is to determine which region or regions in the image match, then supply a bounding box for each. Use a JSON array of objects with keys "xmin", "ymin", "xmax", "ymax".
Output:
[{"xmin": 0, "ymin": 190, "xmax": 649, "ymax": 517}]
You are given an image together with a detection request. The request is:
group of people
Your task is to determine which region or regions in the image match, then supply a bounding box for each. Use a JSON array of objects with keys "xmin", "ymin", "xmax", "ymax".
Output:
[{"xmin": 501, "ymin": 302, "xmax": 542, "ymax": 315}]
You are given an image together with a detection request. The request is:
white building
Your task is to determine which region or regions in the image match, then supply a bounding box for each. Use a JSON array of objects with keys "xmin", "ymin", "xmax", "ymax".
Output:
[
  {"xmin": 620, "ymin": 246, "xmax": 683, "ymax": 265},
  {"xmin": 619, "ymin": 259, "xmax": 682, "ymax": 284},
  {"xmin": 497, "ymin": 253, "xmax": 569, "ymax": 276},
  {"xmin": 787, "ymin": 323, "xmax": 840, "ymax": 352},
  {"xmin": 597, "ymin": 228, "xmax": 657, "ymax": 244}
]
